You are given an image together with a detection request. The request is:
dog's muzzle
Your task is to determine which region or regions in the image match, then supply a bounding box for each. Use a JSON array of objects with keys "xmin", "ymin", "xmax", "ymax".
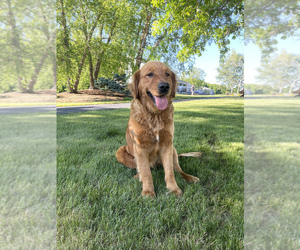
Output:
[{"xmin": 158, "ymin": 82, "xmax": 169, "ymax": 95}]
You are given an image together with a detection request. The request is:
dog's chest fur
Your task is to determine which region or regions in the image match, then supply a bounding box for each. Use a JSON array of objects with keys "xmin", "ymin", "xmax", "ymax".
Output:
[
  {"xmin": 131, "ymin": 99, "xmax": 173, "ymax": 134},
  {"xmin": 129, "ymin": 99, "xmax": 174, "ymax": 154}
]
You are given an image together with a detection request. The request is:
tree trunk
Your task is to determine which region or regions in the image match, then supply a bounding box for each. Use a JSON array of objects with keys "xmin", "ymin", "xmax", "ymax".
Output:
[
  {"xmin": 72, "ymin": 51, "xmax": 88, "ymax": 93},
  {"xmin": 81, "ymin": 9, "xmax": 96, "ymax": 90},
  {"xmin": 59, "ymin": 0, "xmax": 73, "ymax": 92},
  {"xmin": 28, "ymin": 47, "xmax": 50, "ymax": 92},
  {"xmin": 6, "ymin": 0, "xmax": 25, "ymax": 92},
  {"xmin": 52, "ymin": 52, "xmax": 57, "ymax": 90},
  {"xmin": 93, "ymin": 21, "xmax": 117, "ymax": 82},
  {"xmin": 87, "ymin": 48, "xmax": 96, "ymax": 89},
  {"xmin": 67, "ymin": 78, "xmax": 74, "ymax": 93},
  {"xmin": 289, "ymin": 79, "xmax": 298, "ymax": 94},
  {"xmin": 93, "ymin": 57, "xmax": 102, "ymax": 83},
  {"xmin": 71, "ymin": 13, "xmax": 102, "ymax": 93},
  {"xmin": 135, "ymin": 6, "xmax": 153, "ymax": 69}
]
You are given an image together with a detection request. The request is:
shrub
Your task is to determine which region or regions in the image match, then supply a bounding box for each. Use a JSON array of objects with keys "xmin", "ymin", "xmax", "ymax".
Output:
[{"xmin": 94, "ymin": 74, "xmax": 130, "ymax": 96}]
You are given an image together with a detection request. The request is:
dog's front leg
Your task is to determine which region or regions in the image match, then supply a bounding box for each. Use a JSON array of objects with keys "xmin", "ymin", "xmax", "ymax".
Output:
[
  {"xmin": 134, "ymin": 145, "xmax": 155, "ymax": 197},
  {"xmin": 160, "ymin": 144, "xmax": 182, "ymax": 196}
]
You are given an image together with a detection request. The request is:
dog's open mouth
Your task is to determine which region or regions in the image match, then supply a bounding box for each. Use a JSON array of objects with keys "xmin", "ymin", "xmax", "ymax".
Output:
[{"xmin": 147, "ymin": 91, "xmax": 168, "ymax": 110}]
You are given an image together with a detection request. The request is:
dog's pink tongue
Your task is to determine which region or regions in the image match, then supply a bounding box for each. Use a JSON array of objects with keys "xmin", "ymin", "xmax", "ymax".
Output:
[{"xmin": 154, "ymin": 96, "xmax": 168, "ymax": 110}]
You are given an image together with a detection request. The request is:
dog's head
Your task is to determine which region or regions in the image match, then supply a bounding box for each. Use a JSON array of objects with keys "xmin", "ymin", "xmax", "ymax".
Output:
[{"xmin": 129, "ymin": 61, "xmax": 177, "ymax": 112}]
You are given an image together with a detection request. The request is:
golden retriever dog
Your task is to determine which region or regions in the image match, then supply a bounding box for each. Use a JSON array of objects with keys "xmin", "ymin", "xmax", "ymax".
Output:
[{"xmin": 116, "ymin": 61, "xmax": 199, "ymax": 197}]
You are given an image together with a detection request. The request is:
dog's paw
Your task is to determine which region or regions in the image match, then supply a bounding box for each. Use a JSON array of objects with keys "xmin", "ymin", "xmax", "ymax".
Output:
[
  {"xmin": 168, "ymin": 188, "xmax": 182, "ymax": 197},
  {"xmin": 182, "ymin": 173, "xmax": 199, "ymax": 183},
  {"xmin": 142, "ymin": 190, "xmax": 156, "ymax": 197}
]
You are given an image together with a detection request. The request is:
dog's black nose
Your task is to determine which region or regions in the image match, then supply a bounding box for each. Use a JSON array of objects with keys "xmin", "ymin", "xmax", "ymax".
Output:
[{"xmin": 158, "ymin": 82, "xmax": 170, "ymax": 94}]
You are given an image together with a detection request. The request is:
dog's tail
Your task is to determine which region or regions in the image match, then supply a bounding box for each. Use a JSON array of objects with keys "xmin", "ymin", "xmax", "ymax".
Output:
[{"xmin": 178, "ymin": 152, "xmax": 202, "ymax": 158}]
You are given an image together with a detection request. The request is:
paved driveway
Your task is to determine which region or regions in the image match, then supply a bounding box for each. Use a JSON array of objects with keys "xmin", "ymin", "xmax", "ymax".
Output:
[
  {"xmin": 0, "ymin": 105, "xmax": 56, "ymax": 114},
  {"xmin": 0, "ymin": 97, "xmax": 239, "ymax": 114}
]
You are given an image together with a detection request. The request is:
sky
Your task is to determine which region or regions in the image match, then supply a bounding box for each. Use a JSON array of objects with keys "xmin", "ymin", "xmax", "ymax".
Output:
[
  {"xmin": 193, "ymin": 37, "xmax": 244, "ymax": 84},
  {"xmin": 244, "ymin": 38, "xmax": 300, "ymax": 84},
  {"xmin": 194, "ymin": 36, "xmax": 299, "ymax": 85}
]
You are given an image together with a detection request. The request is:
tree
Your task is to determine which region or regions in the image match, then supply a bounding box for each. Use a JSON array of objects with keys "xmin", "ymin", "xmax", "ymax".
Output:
[
  {"xmin": 57, "ymin": 0, "xmax": 107, "ymax": 93},
  {"xmin": 245, "ymin": 0, "xmax": 299, "ymax": 58},
  {"xmin": 181, "ymin": 67, "xmax": 207, "ymax": 89},
  {"xmin": 0, "ymin": 0, "xmax": 56, "ymax": 93},
  {"xmin": 256, "ymin": 50, "xmax": 300, "ymax": 94},
  {"xmin": 216, "ymin": 50, "xmax": 244, "ymax": 93},
  {"xmin": 56, "ymin": 0, "xmax": 190, "ymax": 93},
  {"xmin": 152, "ymin": 0, "xmax": 244, "ymax": 61}
]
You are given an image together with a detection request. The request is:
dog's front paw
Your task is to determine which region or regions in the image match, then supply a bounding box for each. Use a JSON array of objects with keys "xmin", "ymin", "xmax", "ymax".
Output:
[
  {"xmin": 168, "ymin": 187, "xmax": 182, "ymax": 196},
  {"xmin": 142, "ymin": 190, "xmax": 156, "ymax": 197}
]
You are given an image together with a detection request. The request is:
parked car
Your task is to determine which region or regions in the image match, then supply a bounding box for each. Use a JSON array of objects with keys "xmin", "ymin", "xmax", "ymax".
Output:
[{"xmin": 194, "ymin": 90, "xmax": 206, "ymax": 95}]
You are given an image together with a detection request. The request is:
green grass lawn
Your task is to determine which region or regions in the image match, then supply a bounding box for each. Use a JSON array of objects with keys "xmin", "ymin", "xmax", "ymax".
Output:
[
  {"xmin": 244, "ymin": 97, "xmax": 300, "ymax": 249},
  {"xmin": 0, "ymin": 112, "xmax": 56, "ymax": 249},
  {"xmin": 57, "ymin": 98, "xmax": 244, "ymax": 249}
]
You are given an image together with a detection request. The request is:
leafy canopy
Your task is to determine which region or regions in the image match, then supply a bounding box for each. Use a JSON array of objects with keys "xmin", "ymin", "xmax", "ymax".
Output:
[
  {"xmin": 245, "ymin": 0, "xmax": 300, "ymax": 57},
  {"xmin": 152, "ymin": 0, "xmax": 244, "ymax": 61}
]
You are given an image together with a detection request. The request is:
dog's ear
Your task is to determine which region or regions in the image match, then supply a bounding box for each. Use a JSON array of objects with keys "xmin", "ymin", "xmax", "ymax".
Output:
[
  {"xmin": 129, "ymin": 69, "xmax": 140, "ymax": 99},
  {"xmin": 170, "ymin": 71, "xmax": 177, "ymax": 98}
]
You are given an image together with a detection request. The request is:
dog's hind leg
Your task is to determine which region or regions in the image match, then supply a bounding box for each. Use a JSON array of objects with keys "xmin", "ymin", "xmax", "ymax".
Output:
[
  {"xmin": 116, "ymin": 145, "xmax": 136, "ymax": 169},
  {"xmin": 173, "ymin": 147, "xmax": 199, "ymax": 183}
]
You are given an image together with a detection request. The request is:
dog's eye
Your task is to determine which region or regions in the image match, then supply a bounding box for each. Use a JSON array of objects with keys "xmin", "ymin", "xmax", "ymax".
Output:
[
  {"xmin": 166, "ymin": 72, "xmax": 170, "ymax": 77},
  {"xmin": 147, "ymin": 72, "xmax": 154, "ymax": 77}
]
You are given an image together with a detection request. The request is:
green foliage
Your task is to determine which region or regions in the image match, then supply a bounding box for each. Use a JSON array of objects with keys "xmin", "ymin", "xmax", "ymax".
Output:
[
  {"xmin": 57, "ymin": 0, "xmax": 133, "ymax": 92},
  {"xmin": 152, "ymin": 0, "xmax": 244, "ymax": 61},
  {"xmin": 95, "ymin": 74, "xmax": 130, "ymax": 95},
  {"xmin": 245, "ymin": 84, "xmax": 273, "ymax": 94},
  {"xmin": 206, "ymin": 83, "xmax": 229, "ymax": 94},
  {"xmin": 0, "ymin": 0, "xmax": 56, "ymax": 93},
  {"xmin": 245, "ymin": 0, "xmax": 299, "ymax": 58},
  {"xmin": 57, "ymin": 0, "xmax": 244, "ymax": 92},
  {"xmin": 216, "ymin": 50, "xmax": 244, "ymax": 93}
]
